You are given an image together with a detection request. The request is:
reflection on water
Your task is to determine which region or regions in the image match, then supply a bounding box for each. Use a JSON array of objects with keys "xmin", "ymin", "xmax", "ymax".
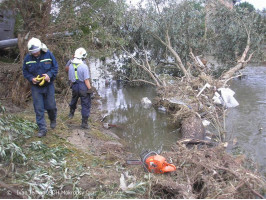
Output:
[
  {"xmin": 101, "ymin": 83, "xmax": 180, "ymax": 154},
  {"xmin": 107, "ymin": 86, "xmax": 181, "ymax": 154},
  {"xmin": 89, "ymin": 57, "xmax": 180, "ymax": 154},
  {"xmin": 226, "ymin": 65, "xmax": 266, "ymax": 175}
]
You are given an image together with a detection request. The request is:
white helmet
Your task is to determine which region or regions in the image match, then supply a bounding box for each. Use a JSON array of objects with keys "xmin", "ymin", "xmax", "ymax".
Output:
[
  {"xmin": 27, "ymin": 37, "xmax": 42, "ymax": 54},
  {"xmin": 74, "ymin": 47, "xmax": 87, "ymax": 59}
]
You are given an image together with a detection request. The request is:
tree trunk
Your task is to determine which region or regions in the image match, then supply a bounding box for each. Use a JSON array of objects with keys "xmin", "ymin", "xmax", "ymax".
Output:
[
  {"xmin": 181, "ymin": 114, "xmax": 205, "ymax": 140},
  {"xmin": 221, "ymin": 31, "xmax": 253, "ymax": 80},
  {"xmin": 18, "ymin": 34, "xmax": 27, "ymax": 64},
  {"xmin": 151, "ymin": 30, "xmax": 191, "ymax": 81}
]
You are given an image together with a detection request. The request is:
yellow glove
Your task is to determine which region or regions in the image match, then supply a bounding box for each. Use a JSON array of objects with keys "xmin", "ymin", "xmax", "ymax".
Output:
[
  {"xmin": 39, "ymin": 78, "xmax": 45, "ymax": 86},
  {"xmin": 35, "ymin": 75, "xmax": 44, "ymax": 81},
  {"xmin": 35, "ymin": 75, "xmax": 46, "ymax": 86}
]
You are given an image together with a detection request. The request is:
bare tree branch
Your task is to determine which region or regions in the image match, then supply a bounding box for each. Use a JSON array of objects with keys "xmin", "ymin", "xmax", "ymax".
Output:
[
  {"xmin": 122, "ymin": 46, "xmax": 164, "ymax": 87},
  {"xmin": 149, "ymin": 30, "xmax": 191, "ymax": 80},
  {"xmin": 221, "ymin": 12, "xmax": 255, "ymax": 81},
  {"xmin": 130, "ymin": 79, "xmax": 157, "ymax": 86}
]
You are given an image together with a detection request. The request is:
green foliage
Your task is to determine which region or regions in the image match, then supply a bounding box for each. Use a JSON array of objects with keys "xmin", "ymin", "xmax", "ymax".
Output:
[
  {"xmin": 14, "ymin": 13, "xmax": 23, "ymax": 37},
  {"xmin": 130, "ymin": 0, "xmax": 205, "ymax": 58},
  {"xmin": 117, "ymin": 0, "xmax": 207, "ymax": 80},
  {"xmin": 28, "ymin": 141, "xmax": 71, "ymax": 161},
  {"xmin": 236, "ymin": 2, "xmax": 255, "ymax": 12},
  {"xmin": 0, "ymin": 104, "xmax": 37, "ymax": 142},
  {"xmin": 0, "ymin": 115, "xmax": 37, "ymax": 139},
  {"xmin": 123, "ymin": 62, "xmax": 154, "ymax": 86},
  {"xmin": 0, "ymin": 102, "xmax": 5, "ymax": 113},
  {"xmin": 208, "ymin": 3, "xmax": 265, "ymax": 69},
  {"xmin": 120, "ymin": 0, "xmax": 265, "ymax": 79},
  {"xmin": 0, "ymin": 138, "xmax": 27, "ymax": 163},
  {"xmin": 0, "ymin": 102, "xmax": 146, "ymax": 199},
  {"xmin": 0, "ymin": 102, "xmax": 36, "ymax": 164},
  {"xmin": 50, "ymin": 0, "xmax": 127, "ymax": 56}
]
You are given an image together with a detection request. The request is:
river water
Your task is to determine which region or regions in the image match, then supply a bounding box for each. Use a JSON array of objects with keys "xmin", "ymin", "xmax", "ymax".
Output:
[
  {"xmin": 90, "ymin": 59, "xmax": 265, "ymax": 174},
  {"xmin": 90, "ymin": 58, "xmax": 180, "ymax": 154},
  {"xmin": 226, "ymin": 64, "xmax": 266, "ymax": 175}
]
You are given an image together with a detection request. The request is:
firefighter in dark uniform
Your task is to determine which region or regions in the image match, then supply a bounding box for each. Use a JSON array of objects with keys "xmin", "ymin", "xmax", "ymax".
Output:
[
  {"xmin": 22, "ymin": 37, "xmax": 58, "ymax": 137},
  {"xmin": 68, "ymin": 47, "xmax": 92, "ymax": 129}
]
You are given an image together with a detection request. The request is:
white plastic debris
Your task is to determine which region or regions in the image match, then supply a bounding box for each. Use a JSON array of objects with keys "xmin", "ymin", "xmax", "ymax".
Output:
[
  {"xmin": 196, "ymin": 83, "xmax": 211, "ymax": 97},
  {"xmin": 103, "ymin": 123, "xmax": 109, "ymax": 129},
  {"xmin": 196, "ymin": 56, "xmax": 206, "ymax": 68},
  {"xmin": 202, "ymin": 120, "xmax": 211, "ymax": 127},
  {"xmin": 212, "ymin": 88, "xmax": 239, "ymax": 108},
  {"xmin": 119, "ymin": 172, "xmax": 137, "ymax": 191},
  {"xmin": 168, "ymin": 98, "xmax": 186, "ymax": 105},
  {"xmin": 213, "ymin": 92, "xmax": 223, "ymax": 105},
  {"xmin": 141, "ymin": 97, "xmax": 152, "ymax": 108},
  {"xmin": 205, "ymin": 136, "xmax": 212, "ymax": 141},
  {"xmin": 158, "ymin": 106, "xmax": 167, "ymax": 113},
  {"xmin": 119, "ymin": 174, "xmax": 127, "ymax": 191},
  {"xmin": 223, "ymin": 142, "xmax": 228, "ymax": 148}
]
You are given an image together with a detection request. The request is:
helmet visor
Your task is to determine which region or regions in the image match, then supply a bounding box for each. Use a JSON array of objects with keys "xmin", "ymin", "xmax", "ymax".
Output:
[
  {"xmin": 29, "ymin": 45, "xmax": 40, "ymax": 54},
  {"xmin": 82, "ymin": 53, "xmax": 87, "ymax": 59}
]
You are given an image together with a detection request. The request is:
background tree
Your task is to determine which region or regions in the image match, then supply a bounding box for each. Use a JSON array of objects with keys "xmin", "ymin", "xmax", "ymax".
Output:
[
  {"xmin": 207, "ymin": 1, "xmax": 265, "ymax": 79},
  {"xmin": 0, "ymin": 0, "xmax": 128, "ymax": 104},
  {"xmin": 119, "ymin": 0, "xmax": 206, "ymax": 83},
  {"xmin": 119, "ymin": 0, "xmax": 265, "ymax": 84},
  {"xmin": 236, "ymin": 1, "xmax": 255, "ymax": 12}
]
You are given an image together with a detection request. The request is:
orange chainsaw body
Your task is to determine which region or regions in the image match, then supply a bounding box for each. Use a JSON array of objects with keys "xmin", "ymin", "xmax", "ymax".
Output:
[{"xmin": 145, "ymin": 154, "xmax": 176, "ymax": 174}]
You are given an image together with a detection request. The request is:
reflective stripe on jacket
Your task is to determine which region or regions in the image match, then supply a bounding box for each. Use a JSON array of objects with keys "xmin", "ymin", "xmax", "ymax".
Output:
[
  {"xmin": 22, "ymin": 50, "xmax": 58, "ymax": 83},
  {"xmin": 73, "ymin": 63, "xmax": 80, "ymax": 80}
]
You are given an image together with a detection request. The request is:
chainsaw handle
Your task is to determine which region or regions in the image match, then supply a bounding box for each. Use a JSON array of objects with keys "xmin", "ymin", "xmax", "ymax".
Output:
[{"xmin": 164, "ymin": 162, "xmax": 177, "ymax": 171}]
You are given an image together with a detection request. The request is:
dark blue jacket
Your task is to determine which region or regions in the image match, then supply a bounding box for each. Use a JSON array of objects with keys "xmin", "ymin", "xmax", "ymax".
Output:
[{"xmin": 22, "ymin": 50, "xmax": 58, "ymax": 84}]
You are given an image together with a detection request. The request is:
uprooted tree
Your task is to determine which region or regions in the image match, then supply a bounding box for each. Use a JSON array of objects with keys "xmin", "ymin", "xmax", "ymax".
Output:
[{"xmin": 118, "ymin": 0, "xmax": 265, "ymax": 140}]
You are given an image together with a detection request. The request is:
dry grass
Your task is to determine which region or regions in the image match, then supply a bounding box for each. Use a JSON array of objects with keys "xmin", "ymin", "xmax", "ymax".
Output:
[{"xmin": 149, "ymin": 144, "xmax": 265, "ymax": 199}]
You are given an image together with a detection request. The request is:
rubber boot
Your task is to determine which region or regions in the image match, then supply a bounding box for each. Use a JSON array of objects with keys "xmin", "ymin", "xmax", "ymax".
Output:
[
  {"xmin": 81, "ymin": 117, "xmax": 89, "ymax": 129},
  {"xmin": 50, "ymin": 120, "xmax": 56, "ymax": 129},
  {"xmin": 37, "ymin": 130, "xmax": 47, "ymax": 138},
  {"xmin": 68, "ymin": 108, "xmax": 75, "ymax": 119}
]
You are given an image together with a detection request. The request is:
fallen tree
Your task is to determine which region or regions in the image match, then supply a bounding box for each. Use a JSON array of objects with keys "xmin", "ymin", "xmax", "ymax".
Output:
[{"xmin": 120, "ymin": 0, "xmax": 264, "ymax": 141}]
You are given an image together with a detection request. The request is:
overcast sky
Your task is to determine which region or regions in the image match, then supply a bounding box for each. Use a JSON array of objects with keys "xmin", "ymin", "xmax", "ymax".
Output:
[
  {"xmin": 243, "ymin": 0, "xmax": 266, "ymax": 10},
  {"xmin": 126, "ymin": 0, "xmax": 266, "ymax": 10}
]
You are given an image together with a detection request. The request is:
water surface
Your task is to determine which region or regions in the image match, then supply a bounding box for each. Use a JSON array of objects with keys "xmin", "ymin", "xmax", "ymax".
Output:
[
  {"xmin": 90, "ymin": 58, "xmax": 180, "ymax": 154},
  {"xmin": 226, "ymin": 65, "xmax": 266, "ymax": 175}
]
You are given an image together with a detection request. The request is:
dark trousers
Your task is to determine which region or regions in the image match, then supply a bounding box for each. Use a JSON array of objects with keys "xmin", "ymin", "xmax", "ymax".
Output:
[
  {"xmin": 69, "ymin": 81, "xmax": 91, "ymax": 118},
  {"xmin": 31, "ymin": 83, "xmax": 57, "ymax": 132}
]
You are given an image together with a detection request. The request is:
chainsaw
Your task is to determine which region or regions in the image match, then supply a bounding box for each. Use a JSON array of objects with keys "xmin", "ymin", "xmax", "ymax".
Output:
[{"xmin": 126, "ymin": 150, "xmax": 176, "ymax": 174}]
